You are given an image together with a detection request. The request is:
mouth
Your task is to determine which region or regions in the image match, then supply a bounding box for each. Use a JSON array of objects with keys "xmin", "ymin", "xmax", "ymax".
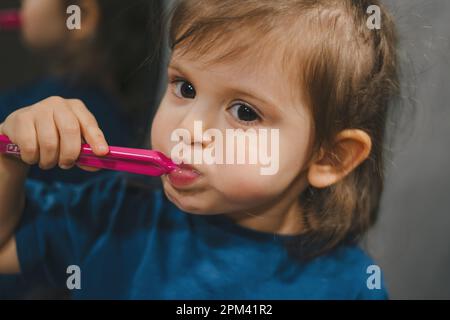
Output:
[{"xmin": 167, "ymin": 162, "xmax": 202, "ymax": 188}]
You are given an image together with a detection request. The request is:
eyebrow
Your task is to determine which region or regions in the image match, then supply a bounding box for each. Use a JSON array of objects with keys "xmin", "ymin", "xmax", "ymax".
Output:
[
  {"xmin": 230, "ymin": 87, "xmax": 279, "ymax": 112},
  {"xmin": 168, "ymin": 61, "xmax": 280, "ymax": 112},
  {"xmin": 168, "ymin": 61, "xmax": 190, "ymax": 77}
]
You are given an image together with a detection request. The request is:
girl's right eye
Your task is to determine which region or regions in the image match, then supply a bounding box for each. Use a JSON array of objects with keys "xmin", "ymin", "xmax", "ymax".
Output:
[{"xmin": 172, "ymin": 79, "xmax": 196, "ymax": 99}]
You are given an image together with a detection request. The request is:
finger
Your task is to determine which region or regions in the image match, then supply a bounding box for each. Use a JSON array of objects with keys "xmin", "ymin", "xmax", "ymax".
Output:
[
  {"xmin": 54, "ymin": 106, "xmax": 81, "ymax": 169},
  {"xmin": 76, "ymin": 164, "xmax": 102, "ymax": 172},
  {"xmin": 35, "ymin": 109, "xmax": 59, "ymax": 170},
  {"xmin": 3, "ymin": 111, "xmax": 39, "ymax": 165},
  {"xmin": 68, "ymin": 100, "xmax": 109, "ymax": 156}
]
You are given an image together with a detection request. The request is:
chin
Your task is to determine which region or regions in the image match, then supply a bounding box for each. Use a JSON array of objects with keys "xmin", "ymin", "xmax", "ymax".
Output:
[
  {"xmin": 162, "ymin": 181, "xmax": 214, "ymax": 215},
  {"xmin": 172, "ymin": 199, "xmax": 218, "ymax": 215}
]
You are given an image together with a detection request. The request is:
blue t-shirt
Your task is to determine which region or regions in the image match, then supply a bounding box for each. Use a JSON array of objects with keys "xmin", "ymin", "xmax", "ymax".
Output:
[{"xmin": 3, "ymin": 173, "xmax": 388, "ymax": 299}]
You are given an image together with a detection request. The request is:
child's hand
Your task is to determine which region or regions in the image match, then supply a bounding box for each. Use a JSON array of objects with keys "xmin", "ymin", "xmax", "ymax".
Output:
[{"xmin": 0, "ymin": 96, "xmax": 109, "ymax": 171}]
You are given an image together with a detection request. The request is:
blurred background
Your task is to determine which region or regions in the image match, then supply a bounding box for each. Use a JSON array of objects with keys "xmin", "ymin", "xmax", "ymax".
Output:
[
  {"xmin": 0, "ymin": 0, "xmax": 449, "ymax": 299},
  {"xmin": 0, "ymin": 0, "xmax": 43, "ymax": 89}
]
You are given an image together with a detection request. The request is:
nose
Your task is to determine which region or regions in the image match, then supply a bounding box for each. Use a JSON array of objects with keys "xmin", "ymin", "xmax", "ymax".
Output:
[{"xmin": 177, "ymin": 101, "xmax": 216, "ymax": 149}]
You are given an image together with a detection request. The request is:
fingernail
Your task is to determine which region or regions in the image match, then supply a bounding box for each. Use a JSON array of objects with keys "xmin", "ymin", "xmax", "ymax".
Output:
[
  {"xmin": 98, "ymin": 145, "xmax": 108, "ymax": 153},
  {"xmin": 60, "ymin": 164, "xmax": 72, "ymax": 170}
]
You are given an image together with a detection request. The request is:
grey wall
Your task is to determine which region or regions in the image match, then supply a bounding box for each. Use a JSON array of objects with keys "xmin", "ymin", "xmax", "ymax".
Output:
[{"xmin": 367, "ymin": 0, "xmax": 450, "ymax": 299}]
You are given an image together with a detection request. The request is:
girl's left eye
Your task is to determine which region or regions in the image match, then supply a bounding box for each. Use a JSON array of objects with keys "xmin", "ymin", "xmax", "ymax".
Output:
[
  {"xmin": 172, "ymin": 79, "xmax": 196, "ymax": 99},
  {"xmin": 228, "ymin": 103, "xmax": 261, "ymax": 124}
]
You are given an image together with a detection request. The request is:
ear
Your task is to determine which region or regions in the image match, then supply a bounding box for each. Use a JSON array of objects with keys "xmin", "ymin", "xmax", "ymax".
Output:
[
  {"xmin": 69, "ymin": 0, "xmax": 100, "ymax": 42},
  {"xmin": 307, "ymin": 129, "xmax": 372, "ymax": 189}
]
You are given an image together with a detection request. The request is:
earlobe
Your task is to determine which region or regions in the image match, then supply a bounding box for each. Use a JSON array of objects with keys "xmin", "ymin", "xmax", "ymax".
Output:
[{"xmin": 307, "ymin": 129, "xmax": 372, "ymax": 189}]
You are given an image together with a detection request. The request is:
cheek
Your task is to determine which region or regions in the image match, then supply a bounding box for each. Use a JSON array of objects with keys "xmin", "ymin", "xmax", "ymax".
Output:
[
  {"xmin": 151, "ymin": 101, "xmax": 177, "ymax": 151},
  {"xmin": 208, "ymin": 132, "xmax": 310, "ymax": 204},
  {"xmin": 150, "ymin": 109, "xmax": 165, "ymax": 149},
  {"xmin": 211, "ymin": 164, "xmax": 287, "ymax": 203}
]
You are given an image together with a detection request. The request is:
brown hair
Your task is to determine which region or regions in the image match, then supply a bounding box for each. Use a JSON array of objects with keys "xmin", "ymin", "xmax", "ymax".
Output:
[{"xmin": 168, "ymin": 0, "xmax": 400, "ymax": 259}]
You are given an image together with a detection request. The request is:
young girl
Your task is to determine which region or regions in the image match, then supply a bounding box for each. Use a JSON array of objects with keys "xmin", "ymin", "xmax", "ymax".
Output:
[{"xmin": 0, "ymin": 0, "xmax": 399, "ymax": 299}]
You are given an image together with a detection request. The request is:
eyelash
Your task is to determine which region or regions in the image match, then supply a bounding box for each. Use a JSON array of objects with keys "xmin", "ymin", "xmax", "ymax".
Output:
[
  {"xmin": 169, "ymin": 76, "xmax": 263, "ymax": 127},
  {"xmin": 170, "ymin": 76, "xmax": 192, "ymax": 99},
  {"xmin": 227, "ymin": 101, "xmax": 262, "ymax": 127}
]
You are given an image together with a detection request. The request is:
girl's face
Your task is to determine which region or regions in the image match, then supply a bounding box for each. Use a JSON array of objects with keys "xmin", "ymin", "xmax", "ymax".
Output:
[
  {"xmin": 151, "ymin": 50, "xmax": 313, "ymax": 218},
  {"xmin": 20, "ymin": 0, "xmax": 67, "ymax": 49}
]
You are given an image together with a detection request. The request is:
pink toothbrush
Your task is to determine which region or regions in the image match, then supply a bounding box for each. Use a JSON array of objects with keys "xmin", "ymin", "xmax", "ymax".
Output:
[
  {"xmin": 0, "ymin": 135, "xmax": 178, "ymax": 177},
  {"xmin": 0, "ymin": 10, "xmax": 21, "ymax": 30}
]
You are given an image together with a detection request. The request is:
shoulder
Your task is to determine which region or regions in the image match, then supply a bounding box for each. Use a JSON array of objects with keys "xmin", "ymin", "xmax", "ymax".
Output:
[
  {"xmin": 324, "ymin": 244, "xmax": 377, "ymax": 269},
  {"xmin": 306, "ymin": 244, "xmax": 388, "ymax": 299}
]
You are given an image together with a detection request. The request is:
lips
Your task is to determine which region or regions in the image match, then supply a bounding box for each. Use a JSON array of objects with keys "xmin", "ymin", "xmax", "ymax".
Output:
[{"xmin": 167, "ymin": 163, "xmax": 201, "ymax": 188}]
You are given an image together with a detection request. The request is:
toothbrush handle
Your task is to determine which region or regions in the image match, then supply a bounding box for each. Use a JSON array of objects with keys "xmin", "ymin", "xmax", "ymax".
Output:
[
  {"xmin": 77, "ymin": 145, "xmax": 170, "ymax": 176},
  {"xmin": 0, "ymin": 135, "xmax": 175, "ymax": 177},
  {"xmin": 0, "ymin": 135, "xmax": 20, "ymax": 157}
]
